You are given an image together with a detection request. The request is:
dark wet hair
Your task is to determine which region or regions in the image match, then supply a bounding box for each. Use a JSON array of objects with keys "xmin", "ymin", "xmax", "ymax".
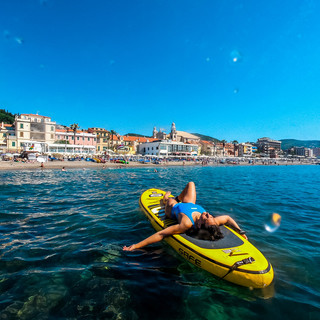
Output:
[
  {"xmin": 206, "ymin": 225, "xmax": 224, "ymax": 241},
  {"xmin": 186, "ymin": 225, "xmax": 224, "ymax": 241}
]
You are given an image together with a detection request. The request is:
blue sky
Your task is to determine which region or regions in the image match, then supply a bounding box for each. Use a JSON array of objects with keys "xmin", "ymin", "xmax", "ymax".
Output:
[{"xmin": 1, "ymin": 0, "xmax": 320, "ymax": 142}]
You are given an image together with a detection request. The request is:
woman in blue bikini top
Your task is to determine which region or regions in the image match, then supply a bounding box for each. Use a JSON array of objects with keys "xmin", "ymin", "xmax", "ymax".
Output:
[
  {"xmin": 170, "ymin": 202, "xmax": 206, "ymax": 227},
  {"xmin": 123, "ymin": 182, "xmax": 247, "ymax": 251}
]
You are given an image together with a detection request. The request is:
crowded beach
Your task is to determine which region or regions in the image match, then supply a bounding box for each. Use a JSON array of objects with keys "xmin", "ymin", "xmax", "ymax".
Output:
[{"xmin": 0, "ymin": 154, "xmax": 318, "ymax": 171}]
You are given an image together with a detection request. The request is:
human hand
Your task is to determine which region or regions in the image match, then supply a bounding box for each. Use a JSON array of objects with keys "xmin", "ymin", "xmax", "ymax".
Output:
[
  {"xmin": 123, "ymin": 244, "xmax": 137, "ymax": 251},
  {"xmin": 242, "ymin": 234, "xmax": 248, "ymax": 240}
]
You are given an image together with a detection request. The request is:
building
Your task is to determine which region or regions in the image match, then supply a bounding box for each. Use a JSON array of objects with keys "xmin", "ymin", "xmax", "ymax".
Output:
[
  {"xmin": 22, "ymin": 141, "xmax": 48, "ymax": 153},
  {"xmin": 88, "ymin": 128, "xmax": 113, "ymax": 153},
  {"xmin": 47, "ymin": 128, "xmax": 97, "ymax": 155},
  {"xmin": 0, "ymin": 122, "xmax": 15, "ymax": 153},
  {"xmin": 213, "ymin": 142, "xmax": 237, "ymax": 157},
  {"xmin": 119, "ymin": 136, "xmax": 157, "ymax": 154},
  {"xmin": 16, "ymin": 114, "xmax": 56, "ymax": 148},
  {"xmin": 55, "ymin": 129, "xmax": 96, "ymax": 146},
  {"xmin": 305, "ymin": 148, "xmax": 313, "ymax": 158},
  {"xmin": 0, "ymin": 114, "xmax": 56, "ymax": 153},
  {"xmin": 256, "ymin": 137, "xmax": 281, "ymax": 158},
  {"xmin": 176, "ymin": 131, "xmax": 200, "ymax": 144},
  {"xmin": 312, "ymin": 148, "xmax": 320, "ymax": 157},
  {"xmin": 153, "ymin": 123, "xmax": 200, "ymax": 144},
  {"xmin": 238, "ymin": 143, "xmax": 253, "ymax": 157},
  {"xmin": 153, "ymin": 127, "xmax": 169, "ymax": 140},
  {"xmin": 138, "ymin": 139, "xmax": 199, "ymax": 157},
  {"xmin": 293, "ymin": 147, "xmax": 313, "ymax": 158},
  {"xmin": 199, "ymin": 140, "xmax": 215, "ymax": 156}
]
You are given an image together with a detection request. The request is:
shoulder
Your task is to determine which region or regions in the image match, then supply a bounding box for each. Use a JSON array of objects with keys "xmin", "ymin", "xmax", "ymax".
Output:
[{"xmin": 180, "ymin": 214, "xmax": 193, "ymax": 229}]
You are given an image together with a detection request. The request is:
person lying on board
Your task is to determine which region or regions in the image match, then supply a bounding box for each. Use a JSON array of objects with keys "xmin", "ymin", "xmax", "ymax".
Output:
[{"xmin": 123, "ymin": 182, "xmax": 247, "ymax": 251}]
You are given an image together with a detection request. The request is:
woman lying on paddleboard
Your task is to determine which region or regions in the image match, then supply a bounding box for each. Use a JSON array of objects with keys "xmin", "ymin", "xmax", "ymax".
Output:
[{"xmin": 123, "ymin": 182, "xmax": 247, "ymax": 251}]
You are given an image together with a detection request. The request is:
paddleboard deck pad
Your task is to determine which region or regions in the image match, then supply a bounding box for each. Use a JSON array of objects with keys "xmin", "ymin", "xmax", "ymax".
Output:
[{"xmin": 139, "ymin": 188, "xmax": 274, "ymax": 288}]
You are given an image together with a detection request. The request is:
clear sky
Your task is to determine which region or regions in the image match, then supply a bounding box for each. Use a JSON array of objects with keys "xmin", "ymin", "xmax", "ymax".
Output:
[{"xmin": 1, "ymin": 0, "xmax": 320, "ymax": 142}]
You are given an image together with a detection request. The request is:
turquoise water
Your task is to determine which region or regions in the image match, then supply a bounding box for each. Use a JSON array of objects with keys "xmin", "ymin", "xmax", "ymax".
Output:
[{"xmin": 1, "ymin": 165, "xmax": 320, "ymax": 319}]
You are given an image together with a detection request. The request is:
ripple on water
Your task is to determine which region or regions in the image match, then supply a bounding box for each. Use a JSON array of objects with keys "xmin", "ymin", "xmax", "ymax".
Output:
[{"xmin": 1, "ymin": 166, "xmax": 320, "ymax": 319}]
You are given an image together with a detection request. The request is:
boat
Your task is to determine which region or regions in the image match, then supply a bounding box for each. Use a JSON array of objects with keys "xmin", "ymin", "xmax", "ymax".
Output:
[{"xmin": 139, "ymin": 188, "xmax": 274, "ymax": 288}]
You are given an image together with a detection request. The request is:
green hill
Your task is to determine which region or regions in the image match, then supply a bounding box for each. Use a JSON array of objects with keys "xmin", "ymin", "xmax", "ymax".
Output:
[
  {"xmin": 192, "ymin": 133, "xmax": 221, "ymax": 143},
  {"xmin": 280, "ymin": 139, "xmax": 320, "ymax": 150},
  {"xmin": 124, "ymin": 133, "xmax": 151, "ymax": 138},
  {"xmin": 0, "ymin": 109, "xmax": 15, "ymax": 124}
]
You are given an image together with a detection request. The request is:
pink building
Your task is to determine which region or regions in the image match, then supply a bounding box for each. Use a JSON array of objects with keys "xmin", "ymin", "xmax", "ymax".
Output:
[{"xmin": 56, "ymin": 129, "xmax": 97, "ymax": 146}]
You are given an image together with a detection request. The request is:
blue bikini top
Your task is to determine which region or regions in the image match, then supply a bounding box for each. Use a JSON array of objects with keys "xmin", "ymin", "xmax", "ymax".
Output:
[{"xmin": 171, "ymin": 202, "xmax": 206, "ymax": 226}]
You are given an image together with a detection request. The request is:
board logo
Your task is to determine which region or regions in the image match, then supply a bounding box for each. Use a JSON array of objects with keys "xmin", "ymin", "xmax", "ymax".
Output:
[
  {"xmin": 149, "ymin": 191, "xmax": 163, "ymax": 197},
  {"xmin": 178, "ymin": 248, "xmax": 201, "ymax": 267}
]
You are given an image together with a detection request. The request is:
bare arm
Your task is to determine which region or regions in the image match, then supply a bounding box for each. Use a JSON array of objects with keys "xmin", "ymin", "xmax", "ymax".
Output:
[
  {"xmin": 123, "ymin": 223, "xmax": 189, "ymax": 251},
  {"xmin": 215, "ymin": 215, "xmax": 248, "ymax": 239}
]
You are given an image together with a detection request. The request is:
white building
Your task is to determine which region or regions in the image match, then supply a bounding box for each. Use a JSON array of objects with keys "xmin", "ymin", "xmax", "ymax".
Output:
[
  {"xmin": 22, "ymin": 141, "xmax": 96, "ymax": 156},
  {"xmin": 138, "ymin": 139, "xmax": 199, "ymax": 157},
  {"xmin": 16, "ymin": 114, "xmax": 56, "ymax": 146},
  {"xmin": 3, "ymin": 114, "xmax": 56, "ymax": 153},
  {"xmin": 47, "ymin": 143, "xmax": 96, "ymax": 155}
]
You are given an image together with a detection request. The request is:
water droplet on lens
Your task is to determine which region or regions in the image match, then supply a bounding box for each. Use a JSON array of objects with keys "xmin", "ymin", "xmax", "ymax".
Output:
[
  {"xmin": 230, "ymin": 50, "xmax": 243, "ymax": 64},
  {"xmin": 264, "ymin": 213, "xmax": 281, "ymax": 232},
  {"xmin": 233, "ymin": 88, "xmax": 239, "ymax": 94},
  {"xmin": 15, "ymin": 37, "xmax": 24, "ymax": 45}
]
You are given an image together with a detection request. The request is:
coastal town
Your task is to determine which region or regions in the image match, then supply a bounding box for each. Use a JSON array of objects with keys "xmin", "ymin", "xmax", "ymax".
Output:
[{"xmin": 0, "ymin": 112, "xmax": 319, "ymax": 167}]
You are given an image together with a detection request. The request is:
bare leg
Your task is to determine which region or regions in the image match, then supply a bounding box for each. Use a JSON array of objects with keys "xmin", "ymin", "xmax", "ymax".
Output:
[
  {"xmin": 177, "ymin": 182, "xmax": 196, "ymax": 203},
  {"xmin": 165, "ymin": 198, "xmax": 177, "ymax": 218},
  {"xmin": 163, "ymin": 191, "xmax": 171, "ymax": 204}
]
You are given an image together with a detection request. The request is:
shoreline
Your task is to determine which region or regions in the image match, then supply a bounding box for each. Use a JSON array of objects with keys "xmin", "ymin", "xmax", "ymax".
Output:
[{"xmin": 0, "ymin": 159, "xmax": 317, "ymax": 171}]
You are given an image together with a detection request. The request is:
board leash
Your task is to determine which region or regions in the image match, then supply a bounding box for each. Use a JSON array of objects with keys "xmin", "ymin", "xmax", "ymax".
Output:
[{"xmin": 220, "ymin": 257, "xmax": 255, "ymax": 280}]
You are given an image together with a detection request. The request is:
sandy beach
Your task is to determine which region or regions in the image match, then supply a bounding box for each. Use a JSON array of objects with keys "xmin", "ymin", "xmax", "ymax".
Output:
[
  {"xmin": 0, "ymin": 159, "xmax": 317, "ymax": 171},
  {"xmin": 0, "ymin": 160, "xmax": 197, "ymax": 171}
]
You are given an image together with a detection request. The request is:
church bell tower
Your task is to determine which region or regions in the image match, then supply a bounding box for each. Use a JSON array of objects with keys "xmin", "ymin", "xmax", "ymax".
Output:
[{"xmin": 171, "ymin": 122, "xmax": 177, "ymax": 141}]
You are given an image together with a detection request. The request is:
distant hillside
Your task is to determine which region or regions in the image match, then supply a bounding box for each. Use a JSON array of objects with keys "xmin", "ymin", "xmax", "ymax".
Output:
[
  {"xmin": 280, "ymin": 139, "xmax": 320, "ymax": 150},
  {"xmin": 124, "ymin": 133, "xmax": 151, "ymax": 138},
  {"xmin": 0, "ymin": 109, "xmax": 15, "ymax": 124},
  {"xmin": 192, "ymin": 133, "xmax": 220, "ymax": 143}
]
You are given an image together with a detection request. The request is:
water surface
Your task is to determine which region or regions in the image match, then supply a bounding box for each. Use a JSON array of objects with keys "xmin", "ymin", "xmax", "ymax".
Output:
[{"xmin": 1, "ymin": 165, "xmax": 320, "ymax": 319}]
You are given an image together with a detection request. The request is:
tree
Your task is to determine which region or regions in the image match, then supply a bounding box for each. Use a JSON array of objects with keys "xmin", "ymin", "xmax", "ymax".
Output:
[
  {"xmin": 0, "ymin": 109, "xmax": 15, "ymax": 124},
  {"xmin": 221, "ymin": 139, "xmax": 227, "ymax": 157},
  {"xmin": 70, "ymin": 123, "xmax": 80, "ymax": 145},
  {"xmin": 110, "ymin": 130, "xmax": 117, "ymax": 150}
]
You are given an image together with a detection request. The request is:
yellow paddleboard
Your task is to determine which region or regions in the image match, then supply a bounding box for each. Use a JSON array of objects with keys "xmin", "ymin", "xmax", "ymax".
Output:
[{"xmin": 139, "ymin": 188, "xmax": 274, "ymax": 288}]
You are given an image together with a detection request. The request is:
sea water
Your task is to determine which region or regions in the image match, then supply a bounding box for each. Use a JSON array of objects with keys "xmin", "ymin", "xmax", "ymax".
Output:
[{"xmin": 0, "ymin": 165, "xmax": 319, "ymax": 319}]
